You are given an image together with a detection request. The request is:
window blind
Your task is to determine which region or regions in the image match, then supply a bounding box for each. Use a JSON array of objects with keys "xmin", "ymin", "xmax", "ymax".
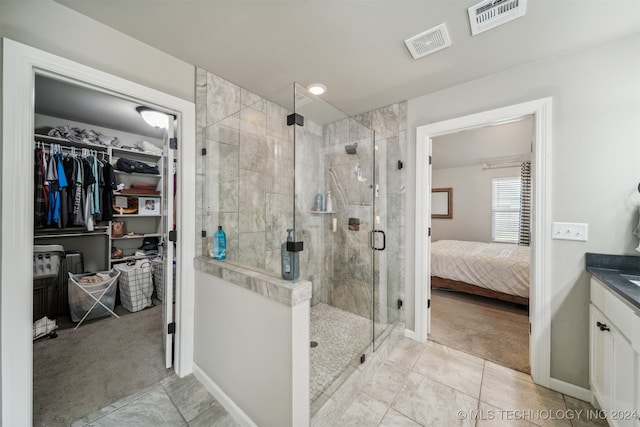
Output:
[{"xmin": 492, "ymin": 177, "xmax": 521, "ymax": 243}]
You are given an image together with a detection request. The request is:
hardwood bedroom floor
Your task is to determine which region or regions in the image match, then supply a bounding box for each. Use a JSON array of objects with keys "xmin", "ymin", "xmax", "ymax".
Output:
[{"xmin": 429, "ymin": 288, "xmax": 530, "ymax": 373}]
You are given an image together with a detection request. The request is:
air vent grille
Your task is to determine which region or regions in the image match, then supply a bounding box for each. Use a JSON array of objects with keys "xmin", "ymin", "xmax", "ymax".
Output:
[
  {"xmin": 404, "ymin": 23, "xmax": 451, "ymax": 60},
  {"xmin": 468, "ymin": 0, "xmax": 527, "ymax": 36}
]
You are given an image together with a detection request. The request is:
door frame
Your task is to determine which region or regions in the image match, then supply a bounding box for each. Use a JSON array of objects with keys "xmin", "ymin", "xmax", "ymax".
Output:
[
  {"xmin": 413, "ymin": 98, "xmax": 552, "ymax": 387},
  {"xmin": 1, "ymin": 38, "xmax": 196, "ymax": 426}
]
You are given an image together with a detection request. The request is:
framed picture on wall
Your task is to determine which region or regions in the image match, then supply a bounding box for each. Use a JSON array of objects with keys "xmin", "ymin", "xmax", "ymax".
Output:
[
  {"xmin": 432, "ymin": 187, "xmax": 453, "ymax": 219},
  {"xmin": 139, "ymin": 197, "xmax": 160, "ymax": 215}
]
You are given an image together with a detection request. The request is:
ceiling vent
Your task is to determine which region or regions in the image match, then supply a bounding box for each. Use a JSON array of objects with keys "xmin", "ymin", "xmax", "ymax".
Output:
[
  {"xmin": 404, "ymin": 23, "xmax": 452, "ymax": 60},
  {"xmin": 468, "ymin": 0, "xmax": 527, "ymax": 36}
]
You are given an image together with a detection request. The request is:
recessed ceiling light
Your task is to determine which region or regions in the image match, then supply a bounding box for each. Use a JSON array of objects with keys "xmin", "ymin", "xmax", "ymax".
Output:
[{"xmin": 307, "ymin": 83, "xmax": 327, "ymax": 95}]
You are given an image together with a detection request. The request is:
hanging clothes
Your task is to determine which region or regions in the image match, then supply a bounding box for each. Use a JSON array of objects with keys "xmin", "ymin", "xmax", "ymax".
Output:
[
  {"xmin": 56, "ymin": 153, "xmax": 69, "ymax": 228},
  {"xmin": 34, "ymin": 143, "xmax": 109, "ymax": 230},
  {"xmin": 101, "ymin": 162, "xmax": 116, "ymax": 221},
  {"xmin": 46, "ymin": 153, "xmax": 59, "ymax": 225},
  {"xmin": 71, "ymin": 157, "xmax": 85, "ymax": 227},
  {"xmin": 34, "ymin": 149, "xmax": 47, "ymax": 228},
  {"xmin": 87, "ymin": 156, "xmax": 100, "ymax": 216}
]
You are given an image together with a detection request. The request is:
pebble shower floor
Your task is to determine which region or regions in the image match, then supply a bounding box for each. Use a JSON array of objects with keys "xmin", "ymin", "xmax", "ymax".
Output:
[{"xmin": 309, "ymin": 303, "xmax": 387, "ymax": 412}]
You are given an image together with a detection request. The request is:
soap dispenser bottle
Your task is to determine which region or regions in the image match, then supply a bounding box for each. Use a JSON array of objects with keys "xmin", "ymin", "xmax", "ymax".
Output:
[{"xmin": 281, "ymin": 228, "xmax": 300, "ymax": 280}]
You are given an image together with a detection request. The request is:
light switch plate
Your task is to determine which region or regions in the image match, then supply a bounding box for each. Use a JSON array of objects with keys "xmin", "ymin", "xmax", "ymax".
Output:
[{"xmin": 552, "ymin": 222, "xmax": 588, "ymax": 241}]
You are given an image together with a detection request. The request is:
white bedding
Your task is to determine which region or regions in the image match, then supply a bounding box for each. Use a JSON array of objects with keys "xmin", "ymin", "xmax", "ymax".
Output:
[{"xmin": 430, "ymin": 240, "xmax": 530, "ymax": 298}]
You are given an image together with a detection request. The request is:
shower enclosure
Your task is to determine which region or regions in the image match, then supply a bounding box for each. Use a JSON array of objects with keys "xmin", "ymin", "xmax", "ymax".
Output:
[{"xmin": 200, "ymin": 80, "xmax": 401, "ymax": 415}]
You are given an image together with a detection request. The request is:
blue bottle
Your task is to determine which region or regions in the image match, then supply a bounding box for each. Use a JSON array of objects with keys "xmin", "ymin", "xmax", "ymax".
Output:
[{"xmin": 213, "ymin": 226, "xmax": 226, "ymax": 260}]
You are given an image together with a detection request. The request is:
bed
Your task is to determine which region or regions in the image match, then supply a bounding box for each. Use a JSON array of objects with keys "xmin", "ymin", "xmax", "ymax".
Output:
[{"xmin": 430, "ymin": 240, "xmax": 530, "ymax": 305}]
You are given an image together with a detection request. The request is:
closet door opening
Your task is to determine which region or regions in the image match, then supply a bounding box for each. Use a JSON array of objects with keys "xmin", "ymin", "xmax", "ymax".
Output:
[{"xmin": 32, "ymin": 73, "xmax": 178, "ymax": 426}]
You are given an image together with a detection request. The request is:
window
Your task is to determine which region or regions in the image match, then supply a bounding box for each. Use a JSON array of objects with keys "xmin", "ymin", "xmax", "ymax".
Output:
[{"xmin": 492, "ymin": 177, "xmax": 521, "ymax": 243}]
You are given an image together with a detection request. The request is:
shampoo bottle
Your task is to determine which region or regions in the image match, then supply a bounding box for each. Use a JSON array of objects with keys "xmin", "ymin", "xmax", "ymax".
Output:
[
  {"xmin": 213, "ymin": 226, "xmax": 226, "ymax": 260},
  {"xmin": 315, "ymin": 191, "xmax": 324, "ymax": 211},
  {"xmin": 325, "ymin": 190, "xmax": 333, "ymax": 212},
  {"xmin": 281, "ymin": 228, "xmax": 300, "ymax": 280}
]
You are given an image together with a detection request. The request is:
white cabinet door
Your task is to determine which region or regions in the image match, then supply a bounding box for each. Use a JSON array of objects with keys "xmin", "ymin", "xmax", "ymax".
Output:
[
  {"xmin": 590, "ymin": 304, "xmax": 613, "ymax": 410},
  {"xmin": 636, "ymin": 352, "xmax": 640, "ymax": 427},
  {"xmin": 610, "ymin": 326, "xmax": 635, "ymax": 427}
]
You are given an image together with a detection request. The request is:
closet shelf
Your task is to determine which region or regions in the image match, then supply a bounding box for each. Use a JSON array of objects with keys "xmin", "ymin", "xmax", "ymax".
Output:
[
  {"xmin": 114, "ymin": 170, "xmax": 161, "ymax": 178},
  {"xmin": 113, "ymin": 214, "xmax": 162, "ymax": 218},
  {"xmin": 111, "ymin": 233, "xmax": 162, "ymax": 241},
  {"xmin": 34, "ymin": 134, "xmax": 110, "ymax": 152},
  {"xmin": 113, "ymin": 191, "xmax": 161, "ymax": 197},
  {"xmin": 35, "ymin": 231, "xmax": 108, "ymax": 239},
  {"xmin": 111, "ymin": 147, "xmax": 163, "ymax": 159},
  {"xmin": 110, "ymin": 254, "xmax": 158, "ymax": 263}
]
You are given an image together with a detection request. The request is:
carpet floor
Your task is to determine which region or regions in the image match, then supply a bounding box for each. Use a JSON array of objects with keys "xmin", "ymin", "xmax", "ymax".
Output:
[
  {"xmin": 33, "ymin": 303, "xmax": 172, "ymax": 427},
  {"xmin": 429, "ymin": 288, "xmax": 530, "ymax": 374}
]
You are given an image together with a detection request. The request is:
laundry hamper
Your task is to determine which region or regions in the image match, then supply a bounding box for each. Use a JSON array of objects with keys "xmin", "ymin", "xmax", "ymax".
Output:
[
  {"xmin": 114, "ymin": 261, "xmax": 153, "ymax": 312},
  {"xmin": 151, "ymin": 258, "xmax": 175, "ymax": 303},
  {"xmin": 33, "ymin": 245, "xmax": 65, "ymax": 321},
  {"xmin": 33, "ymin": 245, "xmax": 65, "ymax": 279},
  {"xmin": 68, "ymin": 269, "xmax": 120, "ymax": 327}
]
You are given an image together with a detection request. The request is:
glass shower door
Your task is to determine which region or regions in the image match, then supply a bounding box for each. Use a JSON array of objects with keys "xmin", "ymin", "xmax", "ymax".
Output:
[{"xmin": 371, "ymin": 131, "xmax": 394, "ymax": 350}]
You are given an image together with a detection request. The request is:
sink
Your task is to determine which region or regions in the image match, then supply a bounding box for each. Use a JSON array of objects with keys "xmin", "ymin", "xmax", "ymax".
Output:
[{"xmin": 621, "ymin": 274, "xmax": 640, "ymax": 286}]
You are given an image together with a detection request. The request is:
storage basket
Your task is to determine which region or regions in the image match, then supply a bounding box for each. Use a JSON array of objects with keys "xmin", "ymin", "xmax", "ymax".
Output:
[
  {"xmin": 33, "ymin": 244, "xmax": 65, "ymax": 279},
  {"xmin": 68, "ymin": 270, "xmax": 119, "ymax": 323},
  {"xmin": 151, "ymin": 258, "xmax": 176, "ymax": 303},
  {"xmin": 114, "ymin": 261, "xmax": 153, "ymax": 312}
]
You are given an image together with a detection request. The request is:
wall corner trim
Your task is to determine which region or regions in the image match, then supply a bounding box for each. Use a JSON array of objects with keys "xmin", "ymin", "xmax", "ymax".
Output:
[
  {"xmin": 192, "ymin": 363, "xmax": 258, "ymax": 427},
  {"xmin": 548, "ymin": 377, "xmax": 591, "ymax": 402}
]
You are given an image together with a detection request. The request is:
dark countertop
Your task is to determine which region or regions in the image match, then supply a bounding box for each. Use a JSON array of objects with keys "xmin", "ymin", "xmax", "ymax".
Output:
[{"xmin": 586, "ymin": 253, "xmax": 640, "ymax": 311}]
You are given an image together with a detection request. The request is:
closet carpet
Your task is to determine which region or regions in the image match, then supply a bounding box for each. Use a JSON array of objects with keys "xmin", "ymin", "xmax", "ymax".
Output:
[
  {"xmin": 429, "ymin": 288, "xmax": 530, "ymax": 374},
  {"xmin": 33, "ymin": 304, "xmax": 171, "ymax": 427}
]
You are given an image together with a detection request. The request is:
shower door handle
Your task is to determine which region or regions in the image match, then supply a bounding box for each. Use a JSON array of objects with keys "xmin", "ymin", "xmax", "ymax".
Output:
[{"xmin": 370, "ymin": 230, "xmax": 386, "ymax": 251}]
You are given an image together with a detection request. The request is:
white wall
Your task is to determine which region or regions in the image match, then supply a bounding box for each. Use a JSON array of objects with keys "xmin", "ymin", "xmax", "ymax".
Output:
[
  {"xmin": 0, "ymin": 1, "xmax": 196, "ymax": 422},
  {"xmin": 0, "ymin": 0, "xmax": 195, "ymax": 102},
  {"xmin": 431, "ymin": 165, "xmax": 520, "ymax": 243},
  {"xmin": 406, "ymin": 33, "xmax": 640, "ymax": 388},
  {"xmin": 193, "ymin": 270, "xmax": 309, "ymax": 427}
]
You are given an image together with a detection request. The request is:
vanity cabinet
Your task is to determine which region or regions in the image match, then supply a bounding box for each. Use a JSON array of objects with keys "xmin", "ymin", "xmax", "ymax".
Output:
[{"xmin": 589, "ymin": 277, "xmax": 640, "ymax": 427}]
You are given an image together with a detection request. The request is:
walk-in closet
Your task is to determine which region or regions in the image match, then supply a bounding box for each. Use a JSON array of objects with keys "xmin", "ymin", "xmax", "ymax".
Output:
[{"xmin": 31, "ymin": 74, "xmax": 177, "ymax": 426}]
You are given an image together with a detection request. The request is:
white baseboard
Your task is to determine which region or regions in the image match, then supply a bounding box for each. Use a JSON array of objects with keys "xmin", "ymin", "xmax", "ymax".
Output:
[
  {"xmin": 549, "ymin": 377, "xmax": 591, "ymax": 402},
  {"xmin": 404, "ymin": 329, "xmax": 417, "ymax": 340},
  {"xmin": 192, "ymin": 363, "xmax": 257, "ymax": 427}
]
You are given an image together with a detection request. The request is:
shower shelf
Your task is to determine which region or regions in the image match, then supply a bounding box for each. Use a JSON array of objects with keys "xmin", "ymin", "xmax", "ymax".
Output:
[{"xmin": 310, "ymin": 211, "xmax": 335, "ymax": 214}]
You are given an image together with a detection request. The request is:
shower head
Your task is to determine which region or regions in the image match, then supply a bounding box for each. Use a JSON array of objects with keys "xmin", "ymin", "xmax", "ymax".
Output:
[{"xmin": 345, "ymin": 143, "xmax": 358, "ymax": 155}]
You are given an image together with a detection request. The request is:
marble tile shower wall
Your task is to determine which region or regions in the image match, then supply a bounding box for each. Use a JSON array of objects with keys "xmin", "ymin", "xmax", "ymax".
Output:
[
  {"xmin": 196, "ymin": 67, "xmax": 293, "ymax": 274},
  {"xmin": 321, "ymin": 103, "xmax": 407, "ymax": 324},
  {"xmin": 195, "ymin": 68, "xmax": 327, "ymax": 290},
  {"xmin": 195, "ymin": 67, "xmax": 406, "ymax": 325}
]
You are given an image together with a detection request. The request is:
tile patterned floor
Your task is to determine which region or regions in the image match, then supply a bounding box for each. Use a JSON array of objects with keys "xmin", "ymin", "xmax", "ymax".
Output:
[
  {"xmin": 72, "ymin": 335, "xmax": 606, "ymax": 427},
  {"xmin": 72, "ymin": 374, "xmax": 239, "ymax": 427},
  {"xmin": 337, "ymin": 337, "xmax": 608, "ymax": 427}
]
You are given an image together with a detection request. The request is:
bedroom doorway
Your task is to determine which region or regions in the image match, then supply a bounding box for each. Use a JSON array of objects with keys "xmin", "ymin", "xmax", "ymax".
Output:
[
  {"xmin": 428, "ymin": 117, "xmax": 533, "ymax": 374},
  {"xmin": 413, "ymin": 98, "xmax": 553, "ymax": 389}
]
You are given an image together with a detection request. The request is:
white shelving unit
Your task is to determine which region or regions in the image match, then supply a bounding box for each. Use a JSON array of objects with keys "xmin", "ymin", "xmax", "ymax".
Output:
[{"xmin": 109, "ymin": 149, "xmax": 165, "ymax": 266}]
